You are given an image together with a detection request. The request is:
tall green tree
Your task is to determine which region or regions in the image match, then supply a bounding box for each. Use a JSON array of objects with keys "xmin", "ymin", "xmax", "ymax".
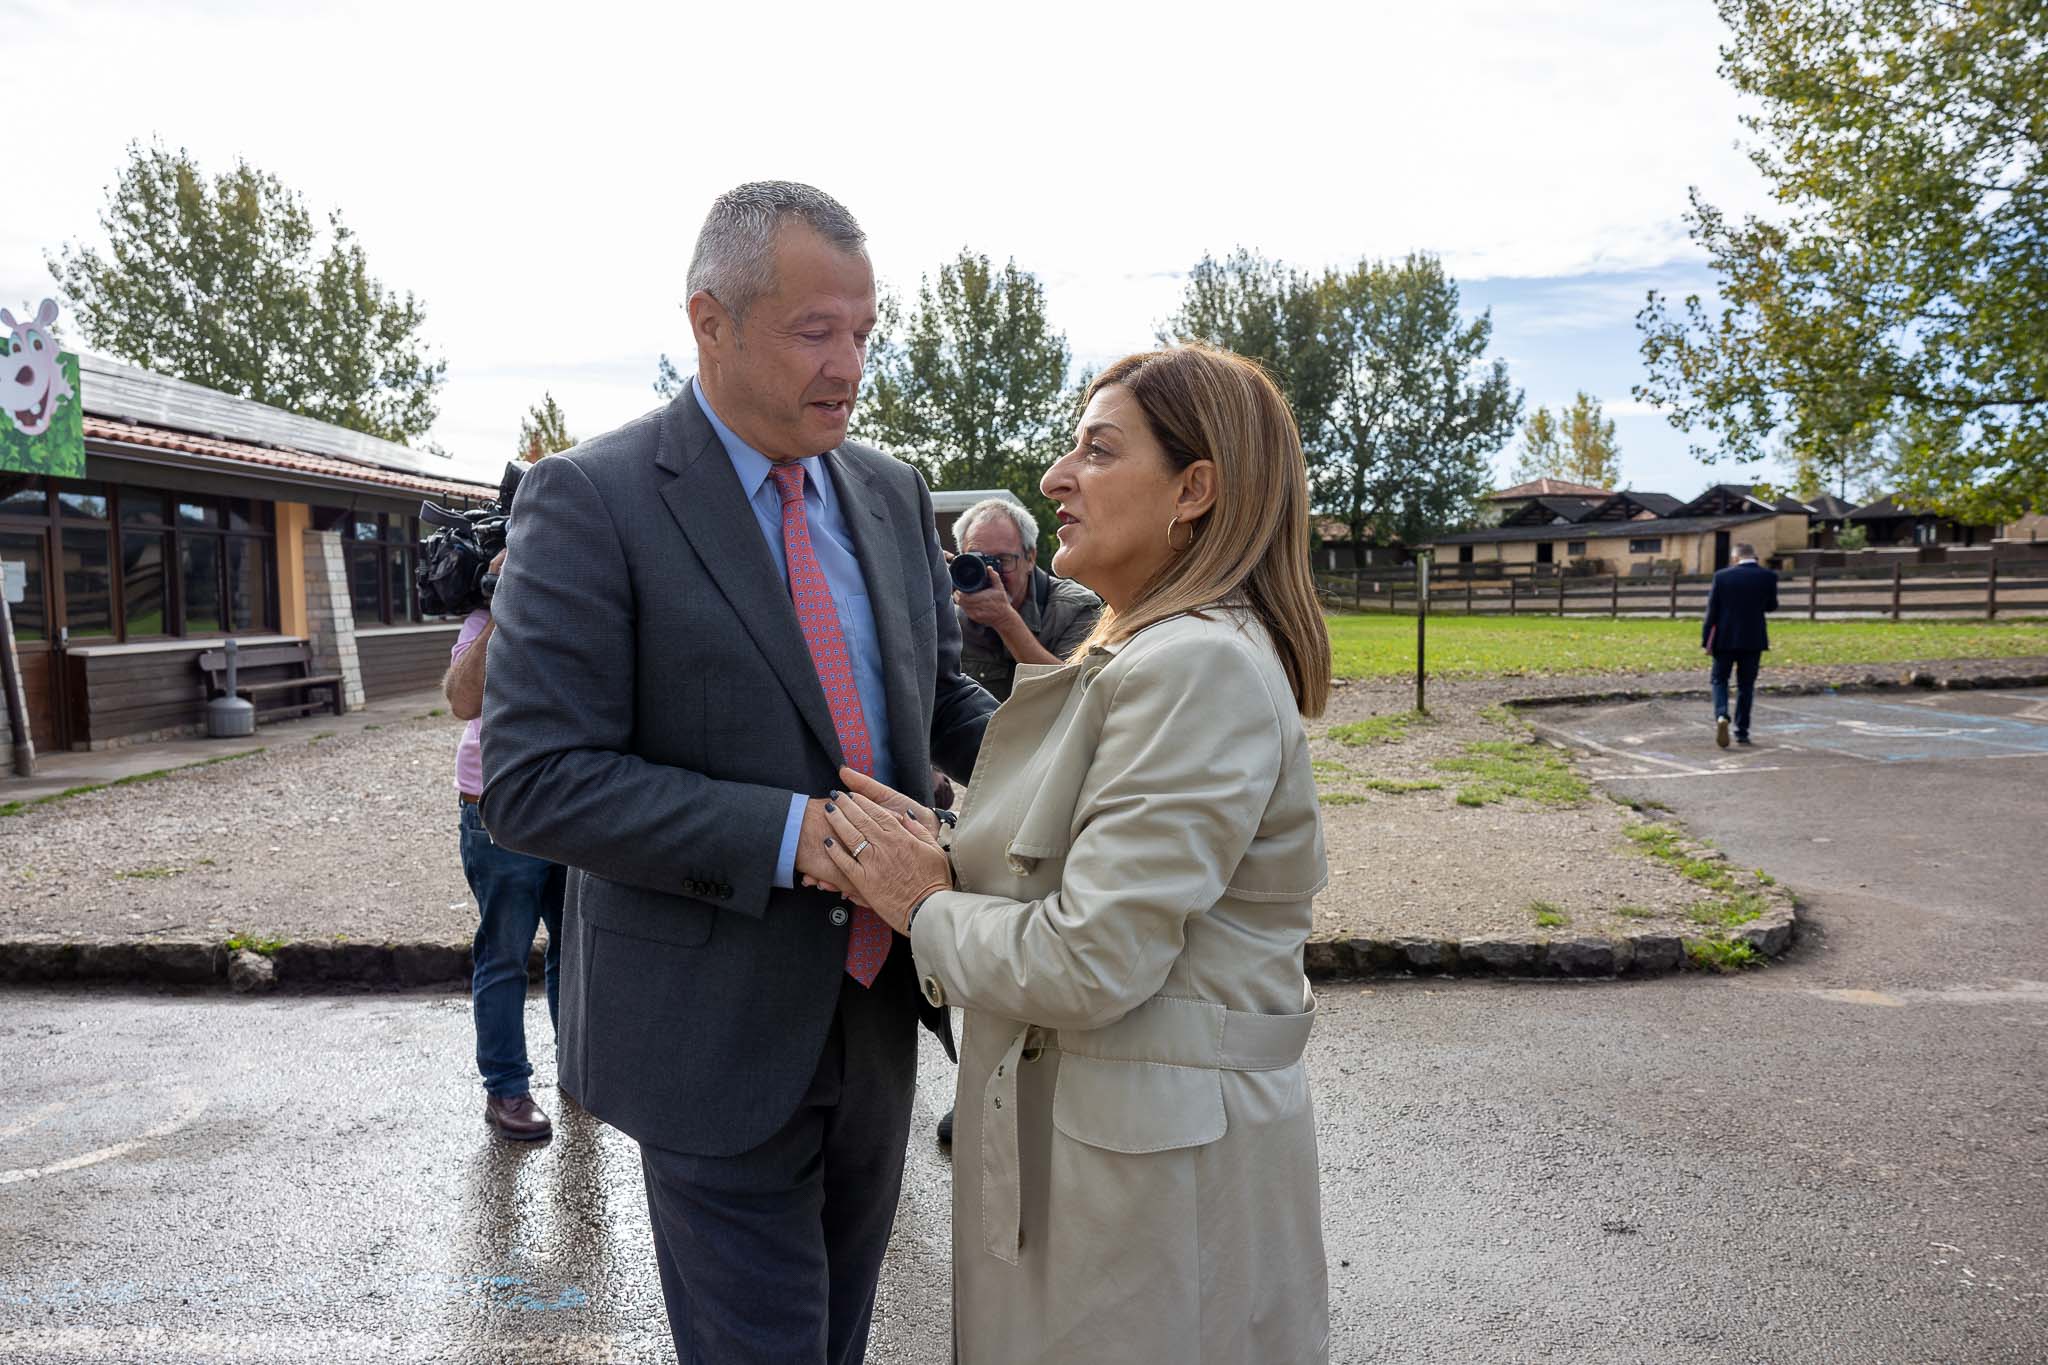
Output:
[
  {"xmin": 1788, "ymin": 421, "xmax": 1894, "ymax": 503},
  {"xmin": 1320, "ymin": 254, "xmax": 1524, "ymax": 548},
  {"xmin": 518, "ymin": 392, "xmax": 575, "ymax": 461},
  {"xmin": 50, "ymin": 142, "xmax": 445, "ymax": 443},
  {"xmin": 852, "ymin": 250, "xmax": 1078, "ymax": 556},
  {"xmin": 1635, "ymin": 0, "xmax": 2047, "ymax": 524},
  {"xmin": 1160, "ymin": 249, "xmax": 1345, "ymax": 460},
  {"xmin": 1513, "ymin": 392, "xmax": 1623, "ymax": 488}
]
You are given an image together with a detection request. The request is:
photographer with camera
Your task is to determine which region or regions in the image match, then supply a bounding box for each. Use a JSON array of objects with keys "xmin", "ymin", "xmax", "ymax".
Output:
[
  {"xmin": 429, "ymin": 463, "xmax": 566, "ymax": 1142},
  {"xmin": 933, "ymin": 497, "xmax": 1099, "ymax": 1149},
  {"xmin": 950, "ymin": 497, "xmax": 1102, "ymax": 703}
]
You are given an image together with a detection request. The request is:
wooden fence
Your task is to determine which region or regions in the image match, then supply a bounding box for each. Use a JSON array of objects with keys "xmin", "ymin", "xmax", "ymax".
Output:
[{"xmin": 1316, "ymin": 560, "xmax": 2048, "ymax": 621}]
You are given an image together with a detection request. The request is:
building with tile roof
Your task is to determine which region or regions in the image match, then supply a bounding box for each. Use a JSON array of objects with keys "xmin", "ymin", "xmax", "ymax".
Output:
[{"xmin": 3, "ymin": 354, "xmax": 500, "ymax": 752}]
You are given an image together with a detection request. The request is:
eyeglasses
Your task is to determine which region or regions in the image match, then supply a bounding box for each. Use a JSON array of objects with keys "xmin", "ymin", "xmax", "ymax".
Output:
[{"xmin": 975, "ymin": 552, "xmax": 1024, "ymax": 573}]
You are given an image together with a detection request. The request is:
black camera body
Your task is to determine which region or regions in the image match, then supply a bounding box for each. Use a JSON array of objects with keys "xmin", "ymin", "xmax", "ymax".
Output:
[
  {"xmin": 949, "ymin": 552, "xmax": 1005, "ymax": 594},
  {"xmin": 416, "ymin": 461, "xmax": 527, "ymax": 617}
]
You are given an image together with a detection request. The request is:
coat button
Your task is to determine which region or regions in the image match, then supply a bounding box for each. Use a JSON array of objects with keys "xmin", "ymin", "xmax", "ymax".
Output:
[
  {"xmin": 829, "ymin": 906, "xmax": 850, "ymax": 927},
  {"xmin": 923, "ymin": 975, "xmax": 946, "ymax": 1008},
  {"xmin": 718, "ymin": 884, "xmax": 732, "ymax": 899}
]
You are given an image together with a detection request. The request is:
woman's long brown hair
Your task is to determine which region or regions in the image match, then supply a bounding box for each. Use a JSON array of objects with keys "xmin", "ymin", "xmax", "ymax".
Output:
[{"xmin": 1075, "ymin": 344, "xmax": 1332, "ymax": 717}]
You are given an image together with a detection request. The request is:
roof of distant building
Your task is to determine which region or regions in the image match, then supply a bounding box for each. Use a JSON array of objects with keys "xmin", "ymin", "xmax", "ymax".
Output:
[
  {"xmin": 1679, "ymin": 483, "xmax": 1807, "ymax": 517},
  {"xmin": 85, "ymin": 417, "xmax": 496, "ymax": 502},
  {"xmin": 1580, "ymin": 490, "xmax": 1685, "ymax": 520},
  {"xmin": 1802, "ymin": 493, "xmax": 1861, "ymax": 519},
  {"xmin": 1500, "ymin": 496, "xmax": 1604, "ymax": 526},
  {"xmin": 73, "ymin": 351, "xmax": 498, "ymax": 502},
  {"xmin": 1485, "ymin": 478, "xmax": 1613, "ymax": 501}
]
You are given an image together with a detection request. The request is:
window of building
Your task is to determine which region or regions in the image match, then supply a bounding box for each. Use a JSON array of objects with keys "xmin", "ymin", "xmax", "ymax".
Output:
[
  {"xmin": 0, "ymin": 476, "xmax": 275, "ymax": 640},
  {"xmin": 338, "ymin": 512, "xmax": 421, "ymax": 627},
  {"xmin": 1568, "ymin": 541, "xmax": 1587, "ymax": 556},
  {"xmin": 1629, "ymin": 537, "xmax": 1663, "ymax": 554}
]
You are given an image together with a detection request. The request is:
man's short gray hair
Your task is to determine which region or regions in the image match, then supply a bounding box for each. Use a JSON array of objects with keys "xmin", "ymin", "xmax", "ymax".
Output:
[
  {"xmin": 956, "ymin": 498, "xmax": 1038, "ymax": 555},
  {"xmin": 686, "ymin": 181, "xmax": 867, "ymax": 319},
  {"xmin": 1734, "ymin": 542, "xmax": 1758, "ymax": 560}
]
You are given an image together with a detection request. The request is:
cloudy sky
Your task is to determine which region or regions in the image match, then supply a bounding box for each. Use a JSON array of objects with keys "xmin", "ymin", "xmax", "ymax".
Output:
[{"xmin": 5, "ymin": 0, "xmax": 1781, "ymax": 496}]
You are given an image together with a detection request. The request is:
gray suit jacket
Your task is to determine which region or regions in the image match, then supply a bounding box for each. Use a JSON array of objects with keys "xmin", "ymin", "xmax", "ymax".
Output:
[{"xmin": 479, "ymin": 385, "xmax": 994, "ymax": 1156}]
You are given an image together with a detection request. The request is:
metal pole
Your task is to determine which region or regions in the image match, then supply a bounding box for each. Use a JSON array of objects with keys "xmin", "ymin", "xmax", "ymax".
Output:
[
  {"xmin": 1669, "ymin": 569, "xmax": 1679, "ymax": 619},
  {"xmin": 1557, "ymin": 573, "xmax": 1566, "ymax": 616},
  {"xmin": 1415, "ymin": 552, "xmax": 1429, "ymax": 715},
  {"xmin": 1809, "ymin": 563, "xmax": 1819, "ymax": 621},
  {"xmin": 1988, "ymin": 557, "xmax": 2000, "ymax": 620},
  {"xmin": 0, "ymin": 593, "xmax": 33, "ymax": 778},
  {"xmin": 1610, "ymin": 573, "xmax": 1619, "ymax": 618},
  {"xmin": 1892, "ymin": 562, "xmax": 1902, "ymax": 622}
]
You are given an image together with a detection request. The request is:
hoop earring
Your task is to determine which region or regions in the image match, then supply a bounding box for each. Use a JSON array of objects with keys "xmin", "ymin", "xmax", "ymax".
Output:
[{"xmin": 1167, "ymin": 514, "xmax": 1195, "ymax": 552}]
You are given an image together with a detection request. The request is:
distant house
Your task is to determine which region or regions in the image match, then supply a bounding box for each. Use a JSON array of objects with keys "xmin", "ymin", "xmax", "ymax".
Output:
[
  {"xmin": 1483, "ymin": 478, "xmax": 1613, "ymax": 523},
  {"xmin": 1422, "ymin": 481, "xmax": 1814, "ymax": 576},
  {"xmin": 1801, "ymin": 493, "xmax": 1861, "ymax": 548},
  {"xmin": 1848, "ymin": 494, "xmax": 2001, "ymax": 548},
  {"xmin": 1311, "ymin": 519, "xmax": 1407, "ymax": 572}
]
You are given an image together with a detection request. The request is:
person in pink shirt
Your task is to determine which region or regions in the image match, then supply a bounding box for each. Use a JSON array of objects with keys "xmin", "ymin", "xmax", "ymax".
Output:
[{"xmin": 445, "ymin": 549, "xmax": 564, "ymax": 1140}]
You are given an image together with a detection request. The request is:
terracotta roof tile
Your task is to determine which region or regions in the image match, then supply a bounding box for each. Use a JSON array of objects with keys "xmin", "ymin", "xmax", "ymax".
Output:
[{"xmin": 84, "ymin": 416, "xmax": 497, "ymax": 503}]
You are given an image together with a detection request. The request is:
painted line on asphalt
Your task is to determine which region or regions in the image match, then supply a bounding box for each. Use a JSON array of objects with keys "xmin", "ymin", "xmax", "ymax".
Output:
[
  {"xmin": 0, "ymin": 1328, "xmax": 660, "ymax": 1361},
  {"xmin": 1593, "ymin": 747, "xmax": 2048, "ymax": 781},
  {"xmin": 0, "ymin": 1081, "xmax": 208, "ymax": 1187},
  {"xmin": 1543, "ymin": 728, "xmax": 1712, "ymax": 776}
]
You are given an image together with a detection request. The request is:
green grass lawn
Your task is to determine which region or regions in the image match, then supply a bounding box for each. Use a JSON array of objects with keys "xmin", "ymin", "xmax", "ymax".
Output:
[{"xmin": 1326, "ymin": 613, "xmax": 2048, "ymax": 680}]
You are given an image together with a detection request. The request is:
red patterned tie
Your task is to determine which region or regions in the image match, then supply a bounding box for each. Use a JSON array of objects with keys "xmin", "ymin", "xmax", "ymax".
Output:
[{"xmin": 772, "ymin": 463, "xmax": 893, "ymax": 987}]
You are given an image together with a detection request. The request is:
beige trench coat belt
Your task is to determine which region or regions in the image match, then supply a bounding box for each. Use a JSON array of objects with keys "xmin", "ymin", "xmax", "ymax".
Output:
[{"xmin": 979, "ymin": 993, "xmax": 1318, "ymax": 1264}]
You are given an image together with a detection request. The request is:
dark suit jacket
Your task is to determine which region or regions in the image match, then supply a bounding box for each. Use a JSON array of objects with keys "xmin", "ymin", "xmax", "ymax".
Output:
[
  {"xmin": 479, "ymin": 385, "xmax": 995, "ymax": 1157},
  {"xmin": 1702, "ymin": 561, "xmax": 1779, "ymax": 654}
]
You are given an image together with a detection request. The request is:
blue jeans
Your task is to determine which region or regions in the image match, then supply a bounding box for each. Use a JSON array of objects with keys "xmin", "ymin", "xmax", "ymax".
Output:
[
  {"xmin": 458, "ymin": 801, "xmax": 564, "ymax": 1098},
  {"xmin": 1711, "ymin": 650, "xmax": 1762, "ymax": 738}
]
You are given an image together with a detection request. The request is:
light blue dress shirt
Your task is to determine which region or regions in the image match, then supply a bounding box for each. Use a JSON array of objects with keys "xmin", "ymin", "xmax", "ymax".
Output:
[{"xmin": 694, "ymin": 379, "xmax": 897, "ymax": 889}]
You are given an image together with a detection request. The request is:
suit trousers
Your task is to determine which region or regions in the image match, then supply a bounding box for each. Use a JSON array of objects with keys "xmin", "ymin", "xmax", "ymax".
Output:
[
  {"xmin": 1711, "ymin": 650, "xmax": 1763, "ymax": 738},
  {"xmin": 638, "ymin": 947, "xmax": 919, "ymax": 1365}
]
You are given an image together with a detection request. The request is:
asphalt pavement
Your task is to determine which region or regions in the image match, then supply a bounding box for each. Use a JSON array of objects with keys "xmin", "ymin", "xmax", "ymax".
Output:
[{"xmin": 3, "ymin": 689, "xmax": 2045, "ymax": 1363}]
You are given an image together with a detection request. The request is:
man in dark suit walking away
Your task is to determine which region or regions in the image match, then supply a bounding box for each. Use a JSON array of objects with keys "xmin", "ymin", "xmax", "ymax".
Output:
[
  {"xmin": 1702, "ymin": 541, "xmax": 1779, "ymax": 747},
  {"xmin": 479, "ymin": 183, "xmax": 995, "ymax": 1364}
]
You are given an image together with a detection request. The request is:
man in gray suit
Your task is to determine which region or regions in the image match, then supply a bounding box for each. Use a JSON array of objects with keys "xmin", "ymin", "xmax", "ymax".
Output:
[{"xmin": 480, "ymin": 182, "xmax": 994, "ymax": 1364}]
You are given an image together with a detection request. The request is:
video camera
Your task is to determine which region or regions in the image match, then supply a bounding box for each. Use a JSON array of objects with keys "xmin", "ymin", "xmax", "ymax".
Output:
[{"xmin": 416, "ymin": 461, "xmax": 527, "ymax": 617}]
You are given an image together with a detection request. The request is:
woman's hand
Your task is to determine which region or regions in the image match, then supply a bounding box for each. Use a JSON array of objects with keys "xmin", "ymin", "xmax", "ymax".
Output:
[
  {"xmin": 800, "ymin": 767, "xmax": 946, "ymax": 895},
  {"xmin": 820, "ymin": 786, "xmax": 953, "ymax": 935}
]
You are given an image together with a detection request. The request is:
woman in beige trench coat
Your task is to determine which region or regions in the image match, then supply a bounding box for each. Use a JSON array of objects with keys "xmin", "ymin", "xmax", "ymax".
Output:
[{"xmin": 820, "ymin": 345, "xmax": 1333, "ymax": 1365}]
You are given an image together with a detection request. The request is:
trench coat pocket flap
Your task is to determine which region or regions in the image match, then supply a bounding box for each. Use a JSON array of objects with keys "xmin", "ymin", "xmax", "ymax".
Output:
[{"xmin": 1051, "ymin": 1053, "xmax": 1226, "ymax": 1155}]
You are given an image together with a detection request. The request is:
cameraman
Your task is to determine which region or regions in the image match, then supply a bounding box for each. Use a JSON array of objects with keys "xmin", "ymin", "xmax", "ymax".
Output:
[
  {"xmin": 952, "ymin": 497, "xmax": 1102, "ymax": 702},
  {"xmin": 444, "ymin": 546, "xmax": 564, "ymax": 1142}
]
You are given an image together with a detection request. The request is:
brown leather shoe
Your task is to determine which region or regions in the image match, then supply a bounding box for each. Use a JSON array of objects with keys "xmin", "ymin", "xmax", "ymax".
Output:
[{"xmin": 484, "ymin": 1092, "xmax": 552, "ymax": 1141}]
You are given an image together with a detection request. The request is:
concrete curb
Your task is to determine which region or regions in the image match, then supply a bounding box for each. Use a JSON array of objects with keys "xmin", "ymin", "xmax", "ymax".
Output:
[
  {"xmin": 1504, "ymin": 667, "xmax": 2048, "ymax": 712},
  {"xmin": 1, "ymin": 910, "xmax": 1796, "ymax": 989},
  {"xmin": 0, "ymin": 939, "xmax": 538, "ymax": 990},
  {"xmin": 1300, "ymin": 905, "xmax": 1798, "ymax": 982}
]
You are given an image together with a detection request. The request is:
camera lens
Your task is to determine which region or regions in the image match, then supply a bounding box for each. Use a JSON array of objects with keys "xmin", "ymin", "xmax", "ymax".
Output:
[{"xmin": 949, "ymin": 554, "xmax": 991, "ymax": 593}]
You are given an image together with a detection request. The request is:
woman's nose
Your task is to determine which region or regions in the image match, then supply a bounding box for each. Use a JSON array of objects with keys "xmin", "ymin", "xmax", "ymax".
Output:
[{"xmin": 1040, "ymin": 452, "xmax": 1076, "ymax": 498}]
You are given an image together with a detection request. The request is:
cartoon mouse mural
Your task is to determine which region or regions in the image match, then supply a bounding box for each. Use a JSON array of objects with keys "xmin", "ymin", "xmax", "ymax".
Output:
[{"xmin": 2, "ymin": 300, "xmax": 75, "ymax": 439}]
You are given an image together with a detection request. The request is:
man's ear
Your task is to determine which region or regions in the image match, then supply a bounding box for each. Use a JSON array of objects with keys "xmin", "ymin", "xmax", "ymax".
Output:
[{"xmin": 687, "ymin": 290, "xmax": 733, "ymax": 357}]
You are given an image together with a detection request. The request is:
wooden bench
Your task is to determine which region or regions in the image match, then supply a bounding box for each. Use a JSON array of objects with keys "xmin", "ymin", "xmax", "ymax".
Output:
[{"xmin": 197, "ymin": 643, "xmax": 346, "ymax": 723}]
